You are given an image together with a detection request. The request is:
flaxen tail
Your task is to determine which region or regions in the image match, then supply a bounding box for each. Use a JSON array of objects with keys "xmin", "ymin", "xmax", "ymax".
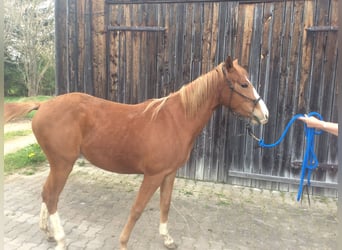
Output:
[{"xmin": 4, "ymin": 102, "xmax": 41, "ymax": 123}]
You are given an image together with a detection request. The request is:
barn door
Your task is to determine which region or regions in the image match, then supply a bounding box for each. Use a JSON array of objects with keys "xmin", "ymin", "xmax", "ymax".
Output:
[{"xmin": 106, "ymin": 7, "xmax": 167, "ymax": 104}]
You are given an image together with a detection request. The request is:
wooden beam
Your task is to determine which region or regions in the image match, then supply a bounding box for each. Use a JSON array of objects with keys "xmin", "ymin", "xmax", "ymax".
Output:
[
  {"xmin": 106, "ymin": 0, "xmax": 285, "ymax": 5},
  {"xmin": 107, "ymin": 25, "xmax": 166, "ymax": 32}
]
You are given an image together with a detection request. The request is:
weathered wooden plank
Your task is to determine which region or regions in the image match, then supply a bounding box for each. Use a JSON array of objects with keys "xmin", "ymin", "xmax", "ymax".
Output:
[
  {"xmin": 298, "ymin": 0, "xmax": 314, "ymax": 111},
  {"xmin": 107, "ymin": 5, "xmax": 119, "ymax": 101},
  {"xmin": 76, "ymin": 0, "xmax": 86, "ymax": 93},
  {"xmin": 131, "ymin": 5, "xmax": 141, "ymax": 103},
  {"xmin": 91, "ymin": 0, "xmax": 107, "ymax": 98},
  {"xmin": 286, "ymin": 0, "xmax": 306, "ymax": 182},
  {"xmin": 269, "ymin": 1, "xmax": 287, "ymax": 190},
  {"xmin": 83, "ymin": 0, "xmax": 94, "ymax": 95},
  {"xmin": 108, "ymin": 25, "xmax": 167, "ymax": 31},
  {"xmin": 182, "ymin": 4, "xmax": 193, "ymax": 87},
  {"xmin": 55, "ymin": 0, "xmax": 68, "ymax": 95},
  {"xmin": 67, "ymin": 0, "xmax": 77, "ymax": 93},
  {"xmin": 75, "ymin": 1, "xmax": 86, "ymax": 92},
  {"xmin": 274, "ymin": 0, "xmax": 292, "ymax": 180},
  {"xmin": 256, "ymin": 1, "xmax": 277, "ymax": 191},
  {"xmin": 246, "ymin": 3, "xmax": 263, "ymax": 176},
  {"xmin": 106, "ymin": 0, "xmax": 285, "ymax": 4}
]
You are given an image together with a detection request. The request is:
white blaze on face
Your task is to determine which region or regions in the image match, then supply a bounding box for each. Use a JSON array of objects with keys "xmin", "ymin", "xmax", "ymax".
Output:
[{"xmin": 246, "ymin": 76, "xmax": 269, "ymax": 124}]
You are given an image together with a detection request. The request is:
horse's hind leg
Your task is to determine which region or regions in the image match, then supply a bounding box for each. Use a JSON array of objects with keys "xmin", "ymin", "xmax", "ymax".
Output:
[
  {"xmin": 40, "ymin": 164, "xmax": 73, "ymax": 250},
  {"xmin": 159, "ymin": 171, "xmax": 177, "ymax": 249}
]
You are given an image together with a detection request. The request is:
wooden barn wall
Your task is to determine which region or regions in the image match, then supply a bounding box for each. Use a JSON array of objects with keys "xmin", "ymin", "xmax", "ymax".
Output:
[{"xmin": 55, "ymin": 0, "xmax": 338, "ymax": 196}]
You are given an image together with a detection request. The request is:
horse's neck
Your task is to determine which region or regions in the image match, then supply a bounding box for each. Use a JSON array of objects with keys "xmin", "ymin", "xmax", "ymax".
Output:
[
  {"xmin": 186, "ymin": 95, "xmax": 218, "ymax": 136},
  {"xmin": 173, "ymin": 80, "xmax": 220, "ymax": 139}
]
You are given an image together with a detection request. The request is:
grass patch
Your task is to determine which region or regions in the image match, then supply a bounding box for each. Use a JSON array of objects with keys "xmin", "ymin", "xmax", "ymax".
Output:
[
  {"xmin": 4, "ymin": 96, "xmax": 52, "ymax": 103},
  {"xmin": 4, "ymin": 143, "xmax": 46, "ymax": 175},
  {"xmin": 4, "ymin": 130, "xmax": 32, "ymax": 142}
]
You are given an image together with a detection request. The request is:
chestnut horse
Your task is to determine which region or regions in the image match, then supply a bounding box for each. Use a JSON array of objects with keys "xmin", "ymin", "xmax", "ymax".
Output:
[{"xmin": 5, "ymin": 57, "xmax": 269, "ymax": 250}]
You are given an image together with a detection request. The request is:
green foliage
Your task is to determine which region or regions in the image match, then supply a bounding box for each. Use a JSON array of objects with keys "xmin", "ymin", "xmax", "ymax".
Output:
[
  {"xmin": 4, "ymin": 0, "xmax": 55, "ymax": 97},
  {"xmin": 4, "ymin": 143, "xmax": 46, "ymax": 174},
  {"xmin": 4, "ymin": 130, "xmax": 33, "ymax": 141},
  {"xmin": 4, "ymin": 58, "xmax": 55, "ymax": 97},
  {"xmin": 4, "ymin": 60, "xmax": 27, "ymax": 96},
  {"xmin": 39, "ymin": 63, "xmax": 56, "ymax": 96}
]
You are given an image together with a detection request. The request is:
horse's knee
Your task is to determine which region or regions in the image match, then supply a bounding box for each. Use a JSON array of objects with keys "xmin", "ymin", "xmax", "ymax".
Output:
[{"xmin": 131, "ymin": 207, "xmax": 143, "ymax": 221}]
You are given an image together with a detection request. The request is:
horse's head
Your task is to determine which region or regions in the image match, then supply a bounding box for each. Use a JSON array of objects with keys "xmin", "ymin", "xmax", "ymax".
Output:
[{"xmin": 219, "ymin": 56, "xmax": 269, "ymax": 125}]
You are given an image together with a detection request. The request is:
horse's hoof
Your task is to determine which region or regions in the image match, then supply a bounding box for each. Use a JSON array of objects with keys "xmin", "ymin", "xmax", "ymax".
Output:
[
  {"xmin": 164, "ymin": 242, "xmax": 178, "ymax": 249},
  {"xmin": 54, "ymin": 242, "xmax": 67, "ymax": 250},
  {"xmin": 47, "ymin": 236, "xmax": 56, "ymax": 242}
]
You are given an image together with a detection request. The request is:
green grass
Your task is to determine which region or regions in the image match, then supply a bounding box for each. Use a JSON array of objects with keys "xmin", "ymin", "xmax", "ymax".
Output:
[
  {"xmin": 4, "ymin": 96, "xmax": 52, "ymax": 103},
  {"xmin": 4, "ymin": 143, "xmax": 46, "ymax": 175},
  {"xmin": 4, "ymin": 130, "xmax": 33, "ymax": 142}
]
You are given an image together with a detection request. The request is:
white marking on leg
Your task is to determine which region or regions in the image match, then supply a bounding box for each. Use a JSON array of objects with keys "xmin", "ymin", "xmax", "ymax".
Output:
[
  {"xmin": 39, "ymin": 202, "xmax": 49, "ymax": 232},
  {"xmin": 39, "ymin": 202, "xmax": 55, "ymax": 240},
  {"xmin": 159, "ymin": 222, "xmax": 175, "ymax": 247},
  {"xmin": 50, "ymin": 212, "xmax": 66, "ymax": 250}
]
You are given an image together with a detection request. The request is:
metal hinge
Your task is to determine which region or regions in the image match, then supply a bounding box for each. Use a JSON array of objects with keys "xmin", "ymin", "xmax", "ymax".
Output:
[{"xmin": 306, "ymin": 26, "xmax": 338, "ymax": 32}]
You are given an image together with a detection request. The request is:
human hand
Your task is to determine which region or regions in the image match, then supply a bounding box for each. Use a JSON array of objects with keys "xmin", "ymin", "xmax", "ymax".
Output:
[{"xmin": 298, "ymin": 115, "xmax": 323, "ymax": 129}]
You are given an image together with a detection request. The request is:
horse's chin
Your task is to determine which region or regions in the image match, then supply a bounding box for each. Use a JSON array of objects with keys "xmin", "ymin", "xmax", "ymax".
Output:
[{"xmin": 250, "ymin": 116, "xmax": 268, "ymax": 125}]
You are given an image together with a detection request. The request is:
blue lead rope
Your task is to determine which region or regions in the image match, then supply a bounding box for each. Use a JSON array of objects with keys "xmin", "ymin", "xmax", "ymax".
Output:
[{"xmin": 258, "ymin": 112, "xmax": 323, "ymax": 201}]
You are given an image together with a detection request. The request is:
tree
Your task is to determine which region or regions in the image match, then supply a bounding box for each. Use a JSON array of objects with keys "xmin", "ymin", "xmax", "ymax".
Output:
[{"xmin": 4, "ymin": 0, "xmax": 55, "ymax": 96}]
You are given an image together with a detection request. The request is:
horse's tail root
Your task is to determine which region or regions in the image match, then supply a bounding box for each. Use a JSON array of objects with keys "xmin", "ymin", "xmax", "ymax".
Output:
[{"xmin": 4, "ymin": 102, "xmax": 41, "ymax": 123}]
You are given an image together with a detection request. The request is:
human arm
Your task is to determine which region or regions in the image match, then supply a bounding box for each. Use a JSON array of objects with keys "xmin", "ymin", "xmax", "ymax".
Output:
[{"xmin": 298, "ymin": 116, "xmax": 338, "ymax": 136}]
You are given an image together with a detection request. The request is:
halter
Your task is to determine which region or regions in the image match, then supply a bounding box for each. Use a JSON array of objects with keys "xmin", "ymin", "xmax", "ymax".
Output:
[{"xmin": 221, "ymin": 64, "xmax": 261, "ymax": 117}]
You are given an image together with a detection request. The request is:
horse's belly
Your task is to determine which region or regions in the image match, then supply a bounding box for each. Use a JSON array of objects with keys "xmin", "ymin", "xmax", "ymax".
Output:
[{"xmin": 81, "ymin": 149, "xmax": 144, "ymax": 174}]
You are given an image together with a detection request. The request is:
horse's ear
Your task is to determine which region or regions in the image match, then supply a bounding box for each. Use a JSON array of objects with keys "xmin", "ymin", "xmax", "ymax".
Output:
[{"xmin": 225, "ymin": 56, "xmax": 234, "ymax": 70}]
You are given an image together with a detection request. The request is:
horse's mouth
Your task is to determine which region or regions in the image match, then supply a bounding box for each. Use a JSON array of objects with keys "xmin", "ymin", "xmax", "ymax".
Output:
[{"xmin": 251, "ymin": 115, "xmax": 268, "ymax": 125}]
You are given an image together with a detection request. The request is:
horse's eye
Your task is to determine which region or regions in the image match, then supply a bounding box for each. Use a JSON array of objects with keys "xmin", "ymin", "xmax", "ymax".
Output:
[{"xmin": 241, "ymin": 83, "xmax": 249, "ymax": 88}]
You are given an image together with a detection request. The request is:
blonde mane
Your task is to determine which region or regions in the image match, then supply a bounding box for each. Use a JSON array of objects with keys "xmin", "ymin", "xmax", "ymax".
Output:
[
  {"xmin": 143, "ymin": 96, "xmax": 170, "ymax": 120},
  {"xmin": 143, "ymin": 64, "xmax": 222, "ymax": 119},
  {"xmin": 179, "ymin": 64, "xmax": 222, "ymax": 118}
]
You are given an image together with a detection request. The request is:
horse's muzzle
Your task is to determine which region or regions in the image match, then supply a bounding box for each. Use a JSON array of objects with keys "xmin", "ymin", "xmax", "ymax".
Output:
[{"xmin": 251, "ymin": 99, "xmax": 269, "ymax": 125}]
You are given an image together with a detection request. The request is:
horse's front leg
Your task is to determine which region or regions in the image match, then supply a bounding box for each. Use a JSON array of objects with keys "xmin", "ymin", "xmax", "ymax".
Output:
[
  {"xmin": 159, "ymin": 172, "xmax": 177, "ymax": 249},
  {"xmin": 120, "ymin": 174, "xmax": 164, "ymax": 250}
]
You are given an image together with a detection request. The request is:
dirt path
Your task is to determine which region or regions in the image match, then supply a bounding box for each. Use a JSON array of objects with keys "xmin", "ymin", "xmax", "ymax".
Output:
[{"xmin": 4, "ymin": 119, "xmax": 37, "ymax": 155}]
